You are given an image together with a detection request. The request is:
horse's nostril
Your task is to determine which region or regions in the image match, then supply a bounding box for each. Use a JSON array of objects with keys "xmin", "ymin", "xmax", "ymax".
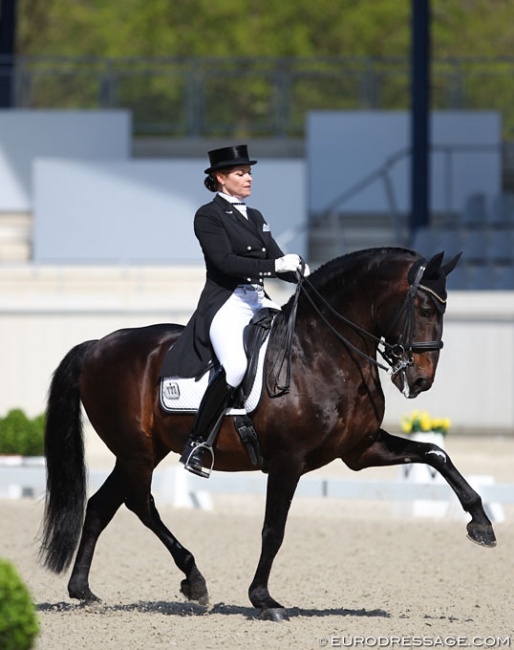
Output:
[{"xmin": 414, "ymin": 376, "xmax": 431, "ymax": 392}]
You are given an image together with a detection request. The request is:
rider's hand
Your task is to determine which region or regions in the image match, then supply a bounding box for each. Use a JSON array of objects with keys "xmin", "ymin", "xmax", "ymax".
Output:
[
  {"xmin": 303, "ymin": 263, "xmax": 311, "ymax": 277},
  {"xmin": 275, "ymin": 254, "xmax": 302, "ymax": 274}
]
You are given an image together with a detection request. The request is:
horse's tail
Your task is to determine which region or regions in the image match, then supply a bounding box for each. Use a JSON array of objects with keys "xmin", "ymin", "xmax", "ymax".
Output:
[{"xmin": 39, "ymin": 340, "xmax": 97, "ymax": 574}]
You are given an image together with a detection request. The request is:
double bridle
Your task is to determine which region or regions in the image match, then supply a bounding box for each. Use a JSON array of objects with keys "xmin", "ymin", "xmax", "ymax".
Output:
[
  {"xmin": 378, "ymin": 260, "xmax": 445, "ymax": 395},
  {"xmin": 268, "ymin": 259, "xmax": 446, "ymax": 398}
]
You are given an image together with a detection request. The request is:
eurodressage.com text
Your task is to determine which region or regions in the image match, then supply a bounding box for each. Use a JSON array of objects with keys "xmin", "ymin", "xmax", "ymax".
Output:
[{"xmin": 317, "ymin": 636, "xmax": 511, "ymax": 648}]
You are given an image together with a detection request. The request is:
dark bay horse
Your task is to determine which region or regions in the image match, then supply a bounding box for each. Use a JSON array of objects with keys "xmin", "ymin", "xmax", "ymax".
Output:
[{"xmin": 39, "ymin": 247, "xmax": 496, "ymax": 621}]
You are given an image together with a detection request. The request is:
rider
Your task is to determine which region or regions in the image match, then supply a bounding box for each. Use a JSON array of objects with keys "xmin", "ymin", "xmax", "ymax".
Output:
[{"xmin": 167, "ymin": 144, "xmax": 309, "ymax": 477}]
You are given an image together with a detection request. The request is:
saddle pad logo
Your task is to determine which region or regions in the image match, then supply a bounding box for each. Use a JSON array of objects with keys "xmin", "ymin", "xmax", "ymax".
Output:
[
  {"xmin": 160, "ymin": 337, "xmax": 270, "ymax": 414},
  {"xmin": 162, "ymin": 380, "xmax": 180, "ymax": 400}
]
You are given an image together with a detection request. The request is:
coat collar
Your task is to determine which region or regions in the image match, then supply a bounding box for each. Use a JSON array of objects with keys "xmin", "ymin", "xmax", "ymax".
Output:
[{"xmin": 213, "ymin": 194, "xmax": 262, "ymax": 239}]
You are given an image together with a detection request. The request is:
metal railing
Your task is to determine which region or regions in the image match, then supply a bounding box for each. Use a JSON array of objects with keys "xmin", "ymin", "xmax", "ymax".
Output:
[
  {"xmin": 2, "ymin": 55, "xmax": 514, "ymax": 137},
  {"xmin": 277, "ymin": 143, "xmax": 506, "ymax": 254}
]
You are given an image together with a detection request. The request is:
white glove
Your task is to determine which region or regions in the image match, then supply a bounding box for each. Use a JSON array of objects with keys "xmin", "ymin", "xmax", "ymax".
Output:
[
  {"xmin": 275, "ymin": 254, "xmax": 302, "ymax": 273},
  {"xmin": 303, "ymin": 263, "xmax": 311, "ymax": 277}
]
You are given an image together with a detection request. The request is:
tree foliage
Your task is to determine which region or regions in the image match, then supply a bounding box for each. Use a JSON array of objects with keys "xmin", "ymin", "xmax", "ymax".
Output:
[
  {"xmin": 12, "ymin": 0, "xmax": 514, "ymax": 137},
  {"xmin": 14, "ymin": 0, "xmax": 514, "ymax": 60},
  {"xmin": 0, "ymin": 409, "xmax": 45, "ymax": 456}
]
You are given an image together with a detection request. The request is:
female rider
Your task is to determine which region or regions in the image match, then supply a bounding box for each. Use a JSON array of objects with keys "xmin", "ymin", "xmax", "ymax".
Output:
[{"xmin": 166, "ymin": 144, "xmax": 308, "ymax": 477}]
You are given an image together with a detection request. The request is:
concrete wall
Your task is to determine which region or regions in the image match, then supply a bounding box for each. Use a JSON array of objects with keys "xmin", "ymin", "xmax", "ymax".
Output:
[
  {"xmin": 0, "ymin": 110, "xmax": 131, "ymax": 212},
  {"xmin": 0, "ymin": 109, "xmax": 501, "ymax": 266},
  {"xmin": 0, "ymin": 264, "xmax": 513, "ymax": 436},
  {"xmin": 33, "ymin": 158, "xmax": 307, "ymax": 262},
  {"xmin": 0, "ymin": 110, "xmax": 306, "ymax": 262},
  {"xmin": 307, "ymin": 111, "xmax": 502, "ymax": 217}
]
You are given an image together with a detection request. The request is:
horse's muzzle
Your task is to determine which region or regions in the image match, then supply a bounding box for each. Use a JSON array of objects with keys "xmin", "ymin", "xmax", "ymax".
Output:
[
  {"xmin": 391, "ymin": 367, "xmax": 434, "ymax": 398},
  {"xmin": 408, "ymin": 374, "xmax": 433, "ymax": 398}
]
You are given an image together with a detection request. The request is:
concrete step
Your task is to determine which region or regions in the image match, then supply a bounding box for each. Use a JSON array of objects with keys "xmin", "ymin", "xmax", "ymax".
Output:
[{"xmin": 0, "ymin": 213, "xmax": 32, "ymax": 262}]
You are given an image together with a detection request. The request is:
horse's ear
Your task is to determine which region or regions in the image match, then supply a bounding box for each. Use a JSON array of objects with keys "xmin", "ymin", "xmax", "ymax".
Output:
[
  {"xmin": 419, "ymin": 251, "xmax": 461, "ymax": 309},
  {"xmin": 441, "ymin": 252, "xmax": 462, "ymax": 277},
  {"xmin": 422, "ymin": 251, "xmax": 444, "ymax": 279}
]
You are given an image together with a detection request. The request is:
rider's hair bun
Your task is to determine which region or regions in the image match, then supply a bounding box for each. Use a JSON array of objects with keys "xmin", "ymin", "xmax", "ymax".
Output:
[{"xmin": 204, "ymin": 174, "xmax": 217, "ymax": 192}]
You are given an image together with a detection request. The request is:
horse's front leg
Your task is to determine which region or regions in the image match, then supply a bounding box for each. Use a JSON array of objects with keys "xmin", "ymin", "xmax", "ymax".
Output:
[
  {"xmin": 346, "ymin": 429, "xmax": 496, "ymax": 548},
  {"xmin": 248, "ymin": 461, "xmax": 301, "ymax": 621}
]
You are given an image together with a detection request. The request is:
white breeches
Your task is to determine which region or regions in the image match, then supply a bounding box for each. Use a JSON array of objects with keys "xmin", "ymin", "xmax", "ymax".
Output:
[{"xmin": 209, "ymin": 286, "xmax": 280, "ymax": 388}]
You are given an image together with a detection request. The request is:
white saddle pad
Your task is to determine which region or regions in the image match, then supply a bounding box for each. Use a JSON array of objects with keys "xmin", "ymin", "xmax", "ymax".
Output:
[{"xmin": 160, "ymin": 337, "xmax": 269, "ymax": 415}]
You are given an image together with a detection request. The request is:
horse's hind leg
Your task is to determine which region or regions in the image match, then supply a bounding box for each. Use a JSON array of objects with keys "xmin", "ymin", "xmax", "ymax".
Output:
[
  {"xmin": 125, "ymin": 493, "xmax": 208, "ymax": 606},
  {"xmin": 68, "ymin": 461, "xmax": 208, "ymax": 605},
  {"xmin": 122, "ymin": 465, "xmax": 209, "ymax": 606},
  {"xmin": 68, "ymin": 466, "xmax": 126, "ymax": 601},
  {"xmin": 347, "ymin": 429, "xmax": 496, "ymax": 547}
]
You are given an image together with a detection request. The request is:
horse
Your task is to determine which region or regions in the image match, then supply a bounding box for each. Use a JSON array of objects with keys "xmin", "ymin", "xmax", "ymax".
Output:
[{"xmin": 39, "ymin": 247, "xmax": 496, "ymax": 622}]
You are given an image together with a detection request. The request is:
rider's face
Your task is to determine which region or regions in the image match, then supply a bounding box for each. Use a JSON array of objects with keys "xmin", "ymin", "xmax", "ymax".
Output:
[{"xmin": 217, "ymin": 165, "xmax": 252, "ymax": 200}]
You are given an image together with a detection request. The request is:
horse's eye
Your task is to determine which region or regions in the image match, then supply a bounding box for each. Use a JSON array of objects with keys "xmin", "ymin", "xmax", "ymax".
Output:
[{"xmin": 419, "ymin": 307, "xmax": 434, "ymax": 318}]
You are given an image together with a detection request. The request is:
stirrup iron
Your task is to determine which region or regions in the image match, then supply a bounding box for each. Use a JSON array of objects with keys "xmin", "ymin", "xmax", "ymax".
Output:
[{"xmin": 183, "ymin": 442, "xmax": 215, "ymax": 479}]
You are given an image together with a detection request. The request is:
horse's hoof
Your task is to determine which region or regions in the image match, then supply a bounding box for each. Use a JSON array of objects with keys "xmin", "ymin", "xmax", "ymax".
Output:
[
  {"xmin": 68, "ymin": 586, "xmax": 101, "ymax": 603},
  {"xmin": 180, "ymin": 577, "xmax": 209, "ymax": 606},
  {"xmin": 259, "ymin": 607, "xmax": 290, "ymax": 622},
  {"xmin": 466, "ymin": 522, "xmax": 497, "ymax": 548}
]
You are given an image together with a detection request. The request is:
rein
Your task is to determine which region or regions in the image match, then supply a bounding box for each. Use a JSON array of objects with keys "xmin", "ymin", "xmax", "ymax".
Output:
[
  {"xmin": 267, "ymin": 258, "xmax": 445, "ymax": 398},
  {"xmin": 266, "ymin": 265, "xmax": 304, "ymax": 397}
]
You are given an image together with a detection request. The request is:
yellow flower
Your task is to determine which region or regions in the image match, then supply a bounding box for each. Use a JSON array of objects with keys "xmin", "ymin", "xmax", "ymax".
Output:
[
  {"xmin": 401, "ymin": 415, "xmax": 412, "ymax": 433},
  {"xmin": 419, "ymin": 411, "xmax": 431, "ymax": 431},
  {"xmin": 401, "ymin": 411, "xmax": 451, "ymax": 436}
]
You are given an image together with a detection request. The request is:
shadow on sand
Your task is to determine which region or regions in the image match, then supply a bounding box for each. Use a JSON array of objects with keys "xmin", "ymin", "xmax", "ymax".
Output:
[{"xmin": 37, "ymin": 599, "xmax": 390, "ymax": 620}]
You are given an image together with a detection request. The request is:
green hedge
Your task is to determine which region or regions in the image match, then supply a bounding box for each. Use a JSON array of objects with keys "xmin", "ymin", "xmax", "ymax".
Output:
[
  {"xmin": 0, "ymin": 558, "xmax": 39, "ymax": 650},
  {"xmin": 0, "ymin": 410, "xmax": 45, "ymax": 457}
]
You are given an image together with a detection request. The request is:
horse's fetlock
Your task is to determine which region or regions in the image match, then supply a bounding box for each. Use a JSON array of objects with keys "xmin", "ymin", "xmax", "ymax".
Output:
[{"xmin": 462, "ymin": 492, "xmax": 482, "ymax": 513}]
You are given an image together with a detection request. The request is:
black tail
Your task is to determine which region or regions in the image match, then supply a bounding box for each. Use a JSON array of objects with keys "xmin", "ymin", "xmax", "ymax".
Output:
[{"xmin": 39, "ymin": 340, "xmax": 96, "ymax": 574}]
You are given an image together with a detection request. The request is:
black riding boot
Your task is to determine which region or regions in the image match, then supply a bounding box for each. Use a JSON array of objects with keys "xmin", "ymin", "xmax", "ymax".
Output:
[{"xmin": 180, "ymin": 367, "xmax": 235, "ymax": 478}]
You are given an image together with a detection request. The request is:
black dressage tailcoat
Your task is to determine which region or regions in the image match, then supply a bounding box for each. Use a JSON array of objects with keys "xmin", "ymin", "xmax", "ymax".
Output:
[{"xmin": 161, "ymin": 194, "xmax": 295, "ymax": 379}]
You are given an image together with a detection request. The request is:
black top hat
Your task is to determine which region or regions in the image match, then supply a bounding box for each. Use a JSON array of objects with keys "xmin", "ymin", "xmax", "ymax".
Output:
[{"xmin": 204, "ymin": 144, "xmax": 257, "ymax": 174}]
